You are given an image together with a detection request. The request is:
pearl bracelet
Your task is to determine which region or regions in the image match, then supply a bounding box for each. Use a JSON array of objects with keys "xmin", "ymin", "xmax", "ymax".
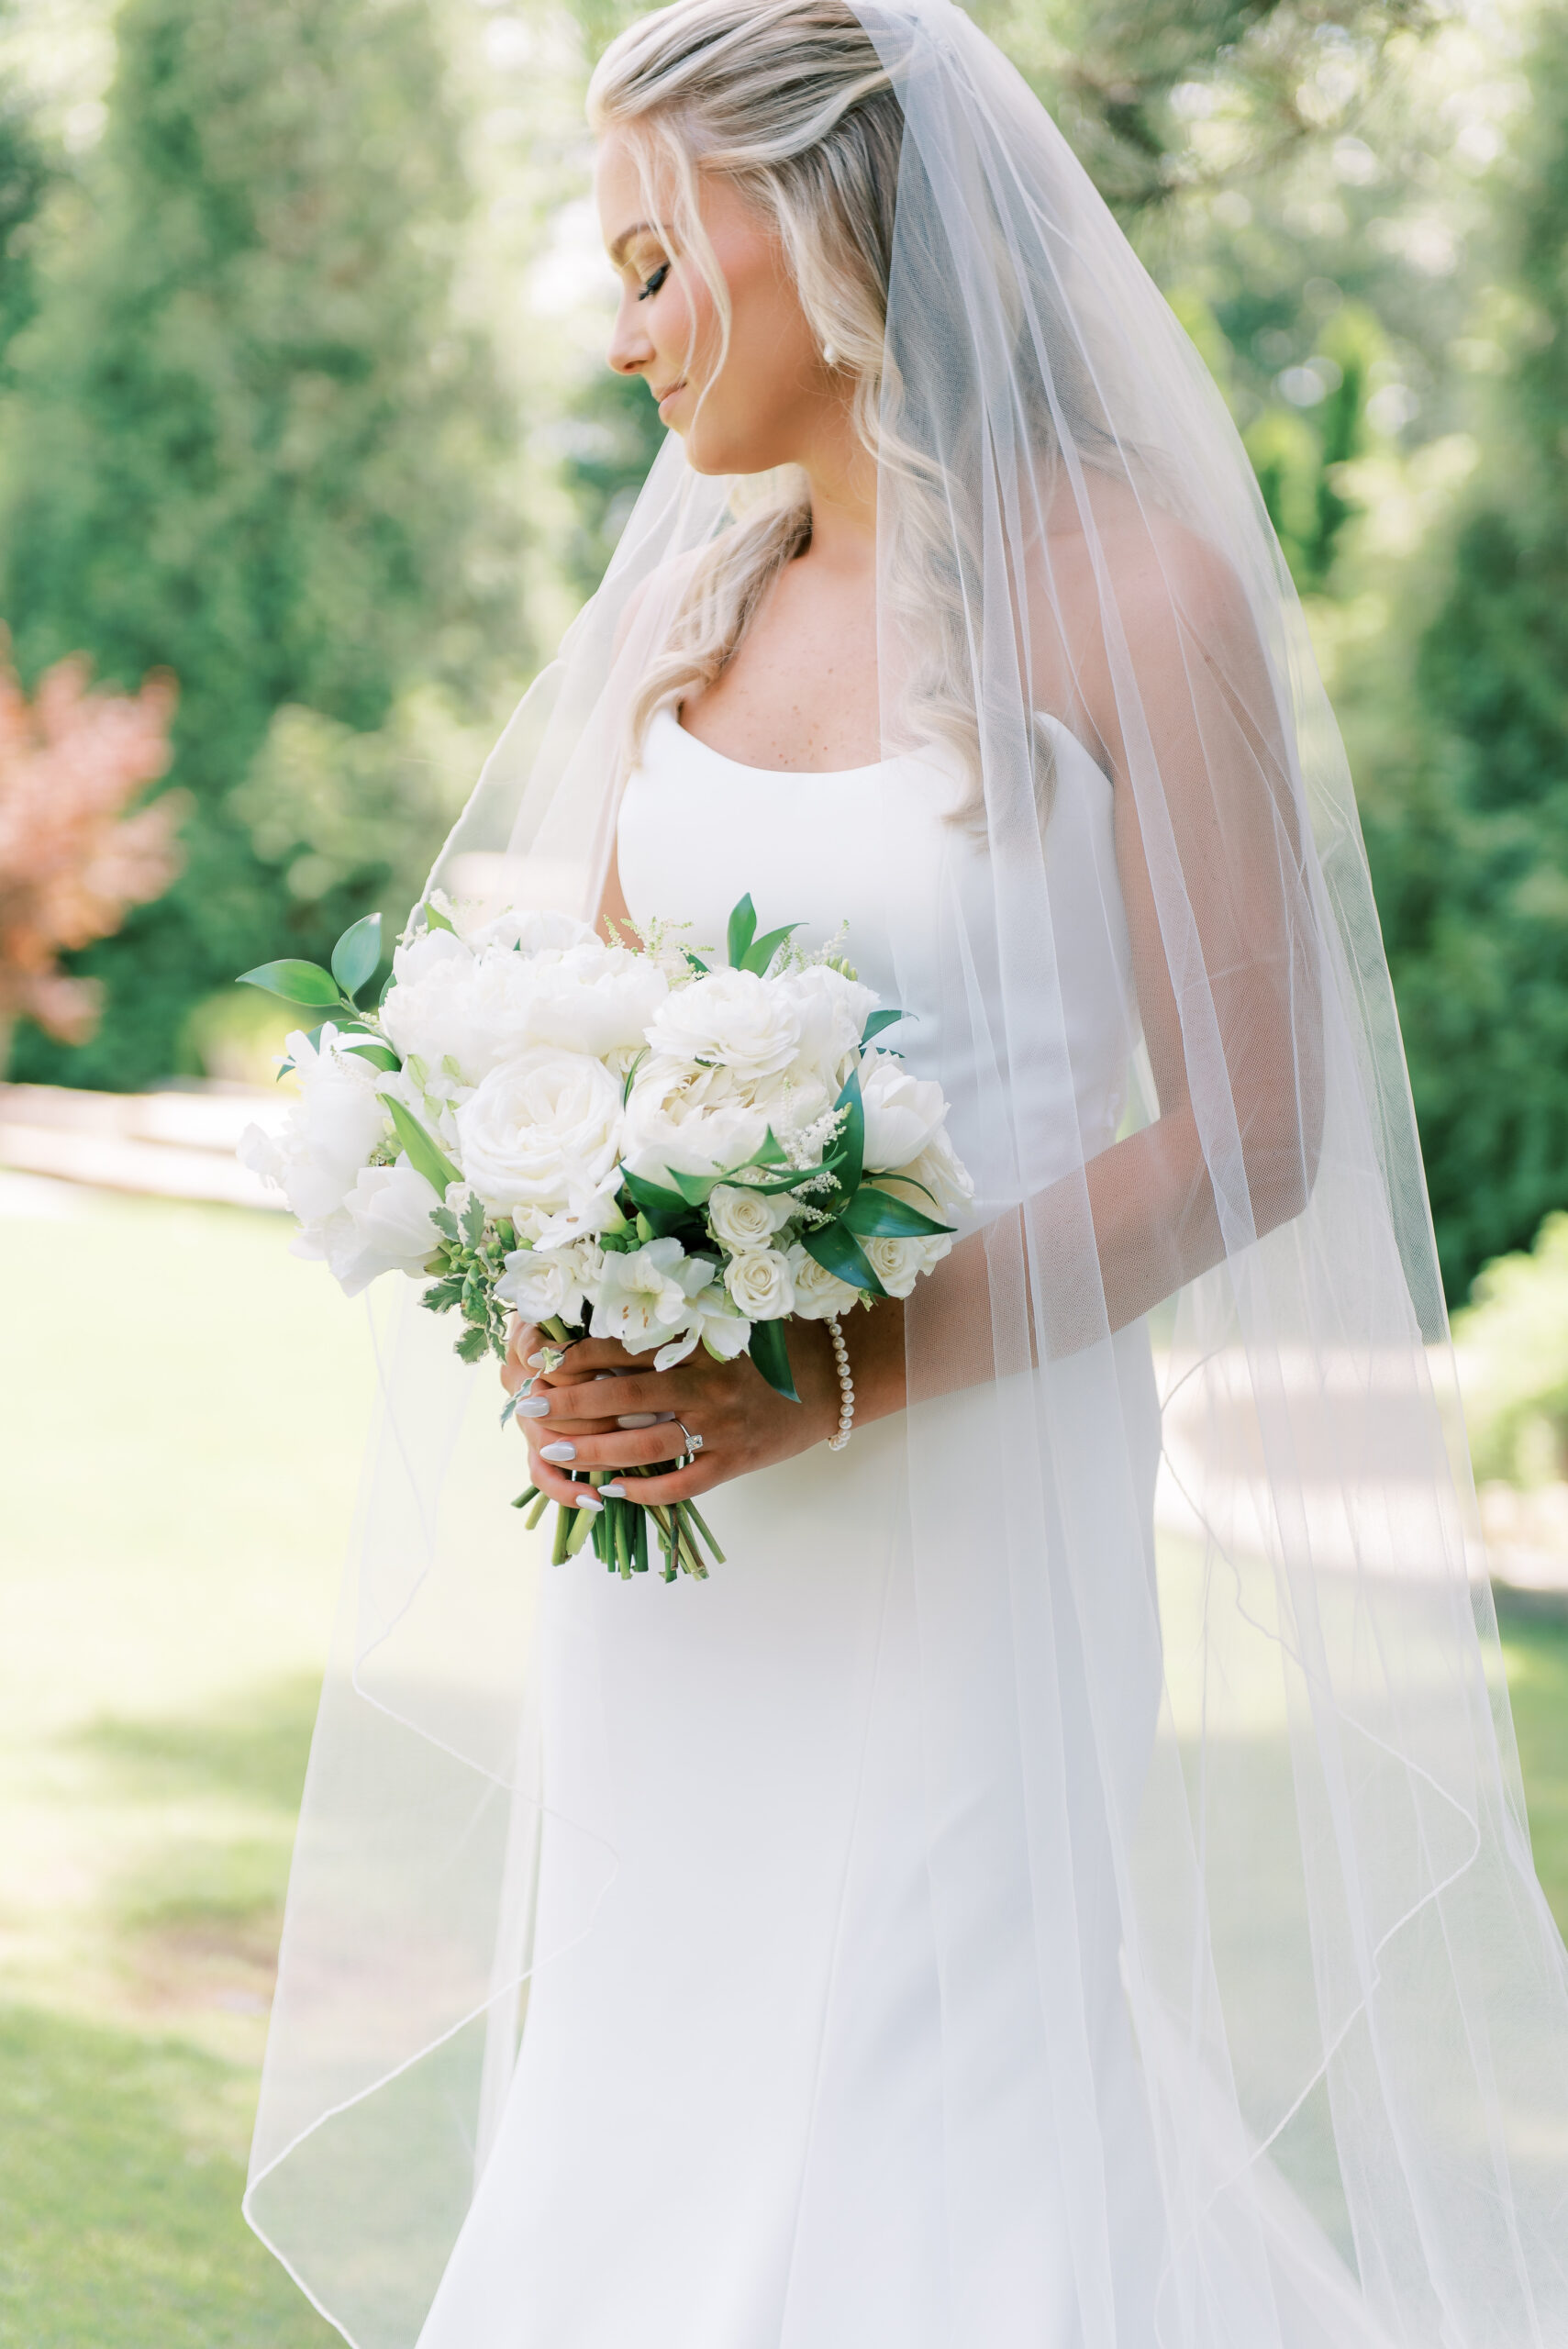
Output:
[{"xmin": 824, "ymin": 1314, "xmax": 855, "ymax": 1452}]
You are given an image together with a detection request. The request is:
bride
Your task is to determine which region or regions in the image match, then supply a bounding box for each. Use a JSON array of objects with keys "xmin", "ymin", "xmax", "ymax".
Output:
[{"xmin": 245, "ymin": 5, "xmax": 1568, "ymax": 2344}]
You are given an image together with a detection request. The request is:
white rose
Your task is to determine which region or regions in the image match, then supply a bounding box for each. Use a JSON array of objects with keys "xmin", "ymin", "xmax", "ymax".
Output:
[
  {"xmin": 323, "ymin": 1161, "xmax": 446, "ymax": 1297},
  {"xmin": 496, "ymin": 1235, "xmax": 606, "ymax": 1326},
  {"xmin": 455, "ymin": 1046, "xmax": 623, "ymax": 1226},
  {"xmin": 239, "ymin": 1026, "xmax": 389, "ymax": 1227},
  {"xmin": 706, "ymin": 1182, "xmax": 793, "ymax": 1252},
  {"xmin": 784, "ymin": 1241, "xmax": 863, "ymax": 1321},
  {"xmin": 724, "ymin": 1246, "xmax": 795, "ymax": 1319},
  {"xmin": 519, "ymin": 940, "xmax": 669, "ymax": 1058},
  {"xmin": 645, "ymin": 966, "xmax": 802, "ymax": 1083},
  {"xmin": 857, "ymin": 1052, "xmax": 949, "ymax": 1173},
  {"xmin": 779, "ymin": 964, "xmax": 878, "ymax": 1081},
  {"xmin": 589, "ymin": 1239, "xmax": 717, "ymax": 1359},
  {"xmin": 862, "ymin": 1230, "xmax": 952, "ymax": 1298}
]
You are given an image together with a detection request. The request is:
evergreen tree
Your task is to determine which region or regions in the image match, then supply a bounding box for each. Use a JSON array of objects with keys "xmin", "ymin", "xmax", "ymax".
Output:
[
  {"xmin": 1359, "ymin": 4, "xmax": 1568, "ymax": 1301},
  {"xmin": 1, "ymin": 0, "xmax": 514, "ymax": 1087}
]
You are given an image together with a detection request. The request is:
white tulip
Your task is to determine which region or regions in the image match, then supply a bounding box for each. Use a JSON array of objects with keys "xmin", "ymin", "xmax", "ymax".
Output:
[
  {"xmin": 857, "ymin": 1052, "xmax": 950, "ymax": 1173},
  {"xmin": 724, "ymin": 1247, "xmax": 795, "ymax": 1319},
  {"xmin": 455, "ymin": 1046, "xmax": 623, "ymax": 1227}
]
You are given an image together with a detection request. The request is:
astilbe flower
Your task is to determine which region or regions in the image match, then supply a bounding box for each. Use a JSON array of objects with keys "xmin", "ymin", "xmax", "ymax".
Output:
[{"xmin": 0, "ymin": 641, "xmax": 183, "ymax": 1047}]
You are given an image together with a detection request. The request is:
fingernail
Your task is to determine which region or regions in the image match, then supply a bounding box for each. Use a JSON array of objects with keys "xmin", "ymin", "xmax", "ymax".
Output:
[
  {"xmin": 616, "ymin": 1412, "xmax": 659, "ymax": 1429},
  {"xmin": 517, "ymin": 1397, "xmax": 550, "ymax": 1419},
  {"xmin": 526, "ymin": 1352, "xmax": 546, "ymax": 1369},
  {"xmin": 540, "ymin": 1441, "xmax": 576, "ymax": 1463},
  {"xmin": 599, "ymin": 1481, "xmax": 628, "ymax": 1498},
  {"xmin": 570, "ymin": 1492, "xmax": 603, "ymax": 1514}
]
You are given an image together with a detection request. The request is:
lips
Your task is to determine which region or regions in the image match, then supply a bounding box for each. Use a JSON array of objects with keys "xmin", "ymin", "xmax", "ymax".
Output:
[{"xmin": 653, "ymin": 379, "xmax": 687, "ymax": 409}]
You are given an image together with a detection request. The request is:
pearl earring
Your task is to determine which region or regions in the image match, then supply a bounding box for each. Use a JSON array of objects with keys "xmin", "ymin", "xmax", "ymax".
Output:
[{"xmin": 822, "ymin": 341, "xmax": 839, "ymax": 368}]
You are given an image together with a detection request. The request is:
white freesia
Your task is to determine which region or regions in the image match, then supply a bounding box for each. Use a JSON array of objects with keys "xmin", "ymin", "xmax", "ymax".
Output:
[
  {"xmin": 724, "ymin": 1247, "xmax": 795, "ymax": 1319},
  {"xmin": 862, "ymin": 1230, "xmax": 953, "ymax": 1298},
  {"xmin": 589, "ymin": 1239, "xmax": 717, "ymax": 1354},
  {"xmin": 780, "ymin": 963, "xmax": 878, "ymax": 1080},
  {"xmin": 323, "ymin": 1161, "xmax": 446, "ymax": 1297},
  {"xmin": 645, "ymin": 965, "xmax": 801, "ymax": 1082},
  {"xmin": 857, "ymin": 1051, "xmax": 950, "ymax": 1173},
  {"xmin": 518, "ymin": 940, "xmax": 669, "ymax": 1058},
  {"xmin": 653, "ymin": 1280, "xmax": 754, "ymax": 1372},
  {"xmin": 785, "ymin": 1241, "xmax": 863, "ymax": 1321},
  {"xmin": 706, "ymin": 1182, "xmax": 794, "ymax": 1252},
  {"xmin": 238, "ymin": 1025, "xmax": 388, "ymax": 1228},
  {"xmin": 496, "ymin": 1235, "xmax": 606, "ymax": 1326},
  {"xmin": 455, "ymin": 1045, "xmax": 623, "ymax": 1230}
]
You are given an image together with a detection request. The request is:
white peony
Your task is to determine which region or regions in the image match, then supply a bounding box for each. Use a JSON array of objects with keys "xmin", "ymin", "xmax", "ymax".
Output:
[
  {"xmin": 462, "ymin": 907, "xmax": 595, "ymax": 955},
  {"xmin": 517, "ymin": 939, "xmax": 669, "ymax": 1058},
  {"xmin": 857, "ymin": 1051, "xmax": 950, "ymax": 1173},
  {"xmin": 455, "ymin": 1045, "xmax": 624, "ymax": 1231},
  {"xmin": 706, "ymin": 1182, "xmax": 794, "ymax": 1252},
  {"xmin": 645, "ymin": 966, "xmax": 802, "ymax": 1083},
  {"xmin": 323, "ymin": 1161, "xmax": 446, "ymax": 1297},
  {"xmin": 383, "ymin": 942, "xmax": 539, "ymax": 1087},
  {"xmin": 622, "ymin": 1055, "xmax": 777, "ymax": 1186},
  {"xmin": 496, "ymin": 1234, "xmax": 606, "ymax": 1326},
  {"xmin": 724, "ymin": 1246, "xmax": 795, "ymax": 1319},
  {"xmin": 780, "ymin": 964, "xmax": 879, "ymax": 1081},
  {"xmin": 861, "ymin": 1230, "xmax": 953, "ymax": 1298},
  {"xmin": 784, "ymin": 1241, "xmax": 863, "ymax": 1321},
  {"xmin": 238, "ymin": 1026, "xmax": 389, "ymax": 1229}
]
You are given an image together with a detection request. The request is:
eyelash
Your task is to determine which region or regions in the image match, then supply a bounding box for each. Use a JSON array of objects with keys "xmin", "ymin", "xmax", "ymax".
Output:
[{"xmin": 638, "ymin": 262, "xmax": 671, "ymax": 303}]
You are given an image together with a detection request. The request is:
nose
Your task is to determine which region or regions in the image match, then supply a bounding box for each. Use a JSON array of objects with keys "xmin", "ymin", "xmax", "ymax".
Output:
[{"xmin": 607, "ymin": 288, "xmax": 653, "ymax": 379}]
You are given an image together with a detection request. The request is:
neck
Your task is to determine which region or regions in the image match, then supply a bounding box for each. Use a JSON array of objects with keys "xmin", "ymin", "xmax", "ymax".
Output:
[{"xmin": 798, "ymin": 413, "xmax": 877, "ymax": 573}]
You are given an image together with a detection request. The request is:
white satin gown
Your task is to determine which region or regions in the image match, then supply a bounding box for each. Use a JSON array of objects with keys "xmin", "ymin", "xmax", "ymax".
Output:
[{"xmin": 416, "ymin": 706, "xmax": 1171, "ymax": 2347}]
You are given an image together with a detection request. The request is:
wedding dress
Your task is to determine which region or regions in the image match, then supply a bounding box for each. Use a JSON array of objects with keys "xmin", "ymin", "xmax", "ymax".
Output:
[{"xmin": 416, "ymin": 706, "xmax": 1169, "ymax": 2345}]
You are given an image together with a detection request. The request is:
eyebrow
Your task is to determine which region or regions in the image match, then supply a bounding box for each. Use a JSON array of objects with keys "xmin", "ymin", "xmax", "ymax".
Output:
[{"xmin": 606, "ymin": 219, "xmax": 662, "ymax": 267}]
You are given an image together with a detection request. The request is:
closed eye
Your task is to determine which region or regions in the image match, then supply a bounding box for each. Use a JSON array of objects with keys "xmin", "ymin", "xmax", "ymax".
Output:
[{"xmin": 638, "ymin": 262, "xmax": 671, "ymax": 303}]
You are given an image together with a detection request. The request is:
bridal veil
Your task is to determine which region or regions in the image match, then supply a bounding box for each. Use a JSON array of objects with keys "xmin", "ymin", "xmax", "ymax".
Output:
[{"xmin": 245, "ymin": 5, "xmax": 1568, "ymax": 2341}]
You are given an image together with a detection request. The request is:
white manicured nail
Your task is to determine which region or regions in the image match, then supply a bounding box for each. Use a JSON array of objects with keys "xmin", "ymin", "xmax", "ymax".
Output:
[
  {"xmin": 599, "ymin": 1481, "xmax": 628, "ymax": 1498},
  {"xmin": 616, "ymin": 1412, "xmax": 659, "ymax": 1429},
  {"xmin": 540, "ymin": 1442, "xmax": 575, "ymax": 1463},
  {"xmin": 517, "ymin": 1397, "xmax": 550, "ymax": 1419},
  {"xmin": 570, "ymin": 1492, "xmax": 603, "ymax": 1514}
]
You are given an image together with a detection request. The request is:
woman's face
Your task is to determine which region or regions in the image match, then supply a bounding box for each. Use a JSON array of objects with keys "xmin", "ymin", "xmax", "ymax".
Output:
[{"xmin": 595, "ymin": 126, "xmax": 833, "ymax": 476}]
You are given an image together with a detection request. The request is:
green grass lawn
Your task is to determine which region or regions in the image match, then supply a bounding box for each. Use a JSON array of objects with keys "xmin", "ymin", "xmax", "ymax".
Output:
[{"xmin": 0, "ymin": 1175, "xmax": 1564, "ymax": 2347}]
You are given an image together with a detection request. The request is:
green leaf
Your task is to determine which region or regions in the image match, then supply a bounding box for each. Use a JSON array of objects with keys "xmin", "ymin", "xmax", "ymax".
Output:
[
  {"xmin": 338, "ymin": 1035, "xmax": 400, "ymax": 1074},
  {"xmin": 429, "ymin": 1206, "xmax": 462, "ymax": 1244},
  {"xmin": 683, "ymin": 949, "xmax": 709, "ymax": 975},
  {"xmin": 331, "ymin": 912, "xmax": 384, "ymax": 999},
  {"xmin": 620, "ymin": 1165, "xmax": 697, "ymax": 1236},
  {"xmin": 727, "ymin": 894, "xmax": 757, "ymax": 970},
  {"xmin": 378, "ymin": 1092, "xmax": 462, "ymax": 1195},
  {"xmin": 461, "ymin": 1190, "xmax": 487, "ymax": 1247},
  {"xmin": 740, "ymin": 919, "xmax": 801, "ymax": 975},
  {"xmin": 620, "ymin": 1045, "xmax": 649, "ymax": 1106},
  {"xmin": 748, "ymin": 1314, "xmax": 800, "ymax": 1402},
  {"xmin": 841, "ymin": 1186, "xmax": 954, "ymax": 1239},
  {"xmin": 236, "ymin": 959, "xmax": 340, "ymax": 1007},
  {"xmin": 668, "ymin": 1167, "xmax": 713, "ymax": 1207},
  {"xmin": 420, "ymin": 1277, "xmax": 465, "ymax": 1313},
  {"xmin": 861, "ymin": 1008, "xmax": 907, "ymax": 1046},
  {"xmin": 801, "ymin": 1219, "xmax": 887, "ymax": 1297},
  {"xmin": 422, "ymin": 900, "xmax": 458, "ymax": 936},
  {"xmin": 454, "ymin": 1324, "xmax": 490, "ymax": 1364},
  {"xmin": 747, "ymin": 1127, "xmax": 789, "ymax": 1168},
  {"xmin": 833, "ymin": 1066, "xmax": 865, "ymax": 1197}
]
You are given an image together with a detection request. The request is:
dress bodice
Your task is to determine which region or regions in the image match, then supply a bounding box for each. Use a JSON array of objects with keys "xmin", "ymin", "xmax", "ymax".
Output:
[{"xmin": 616, "ymin": 705, "xmax": 1140, "ymax": 1202}]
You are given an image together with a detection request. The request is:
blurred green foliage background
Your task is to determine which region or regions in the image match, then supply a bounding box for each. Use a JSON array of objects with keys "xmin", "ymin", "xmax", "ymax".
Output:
[{"xmin": 2, "ymin": 0, "xmax": 1566, "ymax": 1314}]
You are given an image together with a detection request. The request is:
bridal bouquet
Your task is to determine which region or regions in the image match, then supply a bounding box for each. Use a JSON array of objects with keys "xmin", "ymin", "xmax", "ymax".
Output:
[{"xmin": 237, "ymin": 891, "xmax": 973, "ymax": 1580}]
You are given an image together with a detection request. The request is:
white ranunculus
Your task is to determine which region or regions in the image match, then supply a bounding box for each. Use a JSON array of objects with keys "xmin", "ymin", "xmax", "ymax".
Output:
[
  {"xmin": 784, "ymin": 1241, "xmax": 863, "ymax": 1321},
  {"xmin": 645, "ymin": 966, "xmax": 802, "ymax": 1083},
  {"xmin": 323, "ymin": 1160, "xmax": 446, "ymax": 1297},
  {"xmin": 857, "ymin": 1052, "xmax": 950, "ymax": 1173},
  {"xmin": 882, "ymin": 1128, "xmax": 975, "ymax": 1224},
  {"xmin": 382, "ymin": 943, "xmax": 539, "ymax": 1087},
  {"xmin": 862, "ymin": 1230, "xmax": 953, "ymax": 1299},
  {"xmin": 455, "ymin": 1045, "xmax": 623, "ymax": 1227},
  {"xmin": 724, "ymin": 1246, "xmax": 795, "ymax": 1320},
  {"xmin": 780, "ymin": 964, "xmax": 879, "ymax": 1081},
  {"xmin": 239, "ymin": 1026, "xmax": 390, "ymax": 1228},
  {"xmin": 519, "ymin": 940, "xmax": 669, "ymax": 1058},
  {"xmin": 706, "ymin": 1182, "xmax": 794, "ymax": 1252},
  {"xmin": 496, "ymin": 1234, "xmax": 606, "ymax": 1327},
  {"xmin": 589, "ymin": 1238, "xmax": 717, "ymax": 1361}
]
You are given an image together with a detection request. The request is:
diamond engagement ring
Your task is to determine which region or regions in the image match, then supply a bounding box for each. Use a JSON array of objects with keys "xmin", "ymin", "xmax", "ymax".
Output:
[{"xmin": 674, "ymin": 1420, "xmax": 704, "ymax": 1463}]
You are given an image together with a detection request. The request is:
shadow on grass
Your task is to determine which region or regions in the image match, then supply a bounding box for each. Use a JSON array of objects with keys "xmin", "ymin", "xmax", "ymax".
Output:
[
  {"xmin": 0, "ymin": 2003, "xmax": 337, "ymax": 2349},
  {"xmin": 72, "ymin": 1673, "xmax": 324, "ymax": 1818}
]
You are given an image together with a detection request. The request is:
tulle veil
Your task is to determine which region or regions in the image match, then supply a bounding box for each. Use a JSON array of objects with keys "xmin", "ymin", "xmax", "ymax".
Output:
[{"xmin": 244, "ymin": 5, "xmax": 1568, "ymax": 2342}]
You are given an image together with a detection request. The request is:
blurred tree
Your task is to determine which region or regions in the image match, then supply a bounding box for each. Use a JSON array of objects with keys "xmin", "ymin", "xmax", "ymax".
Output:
[
  {"xmin": 0, "ymin": 0, "xmax": 517, "ymax": 1089},
  {"xmin": 1356, "ymin": 2, "xmax": 1568, "ymax": 1302}
]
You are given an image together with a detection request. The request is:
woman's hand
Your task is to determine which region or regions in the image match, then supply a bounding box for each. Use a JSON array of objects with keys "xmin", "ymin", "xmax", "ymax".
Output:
[{"xmin": 501, "ymin": 1317, "xmax": 855, "ymax": 1507}]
